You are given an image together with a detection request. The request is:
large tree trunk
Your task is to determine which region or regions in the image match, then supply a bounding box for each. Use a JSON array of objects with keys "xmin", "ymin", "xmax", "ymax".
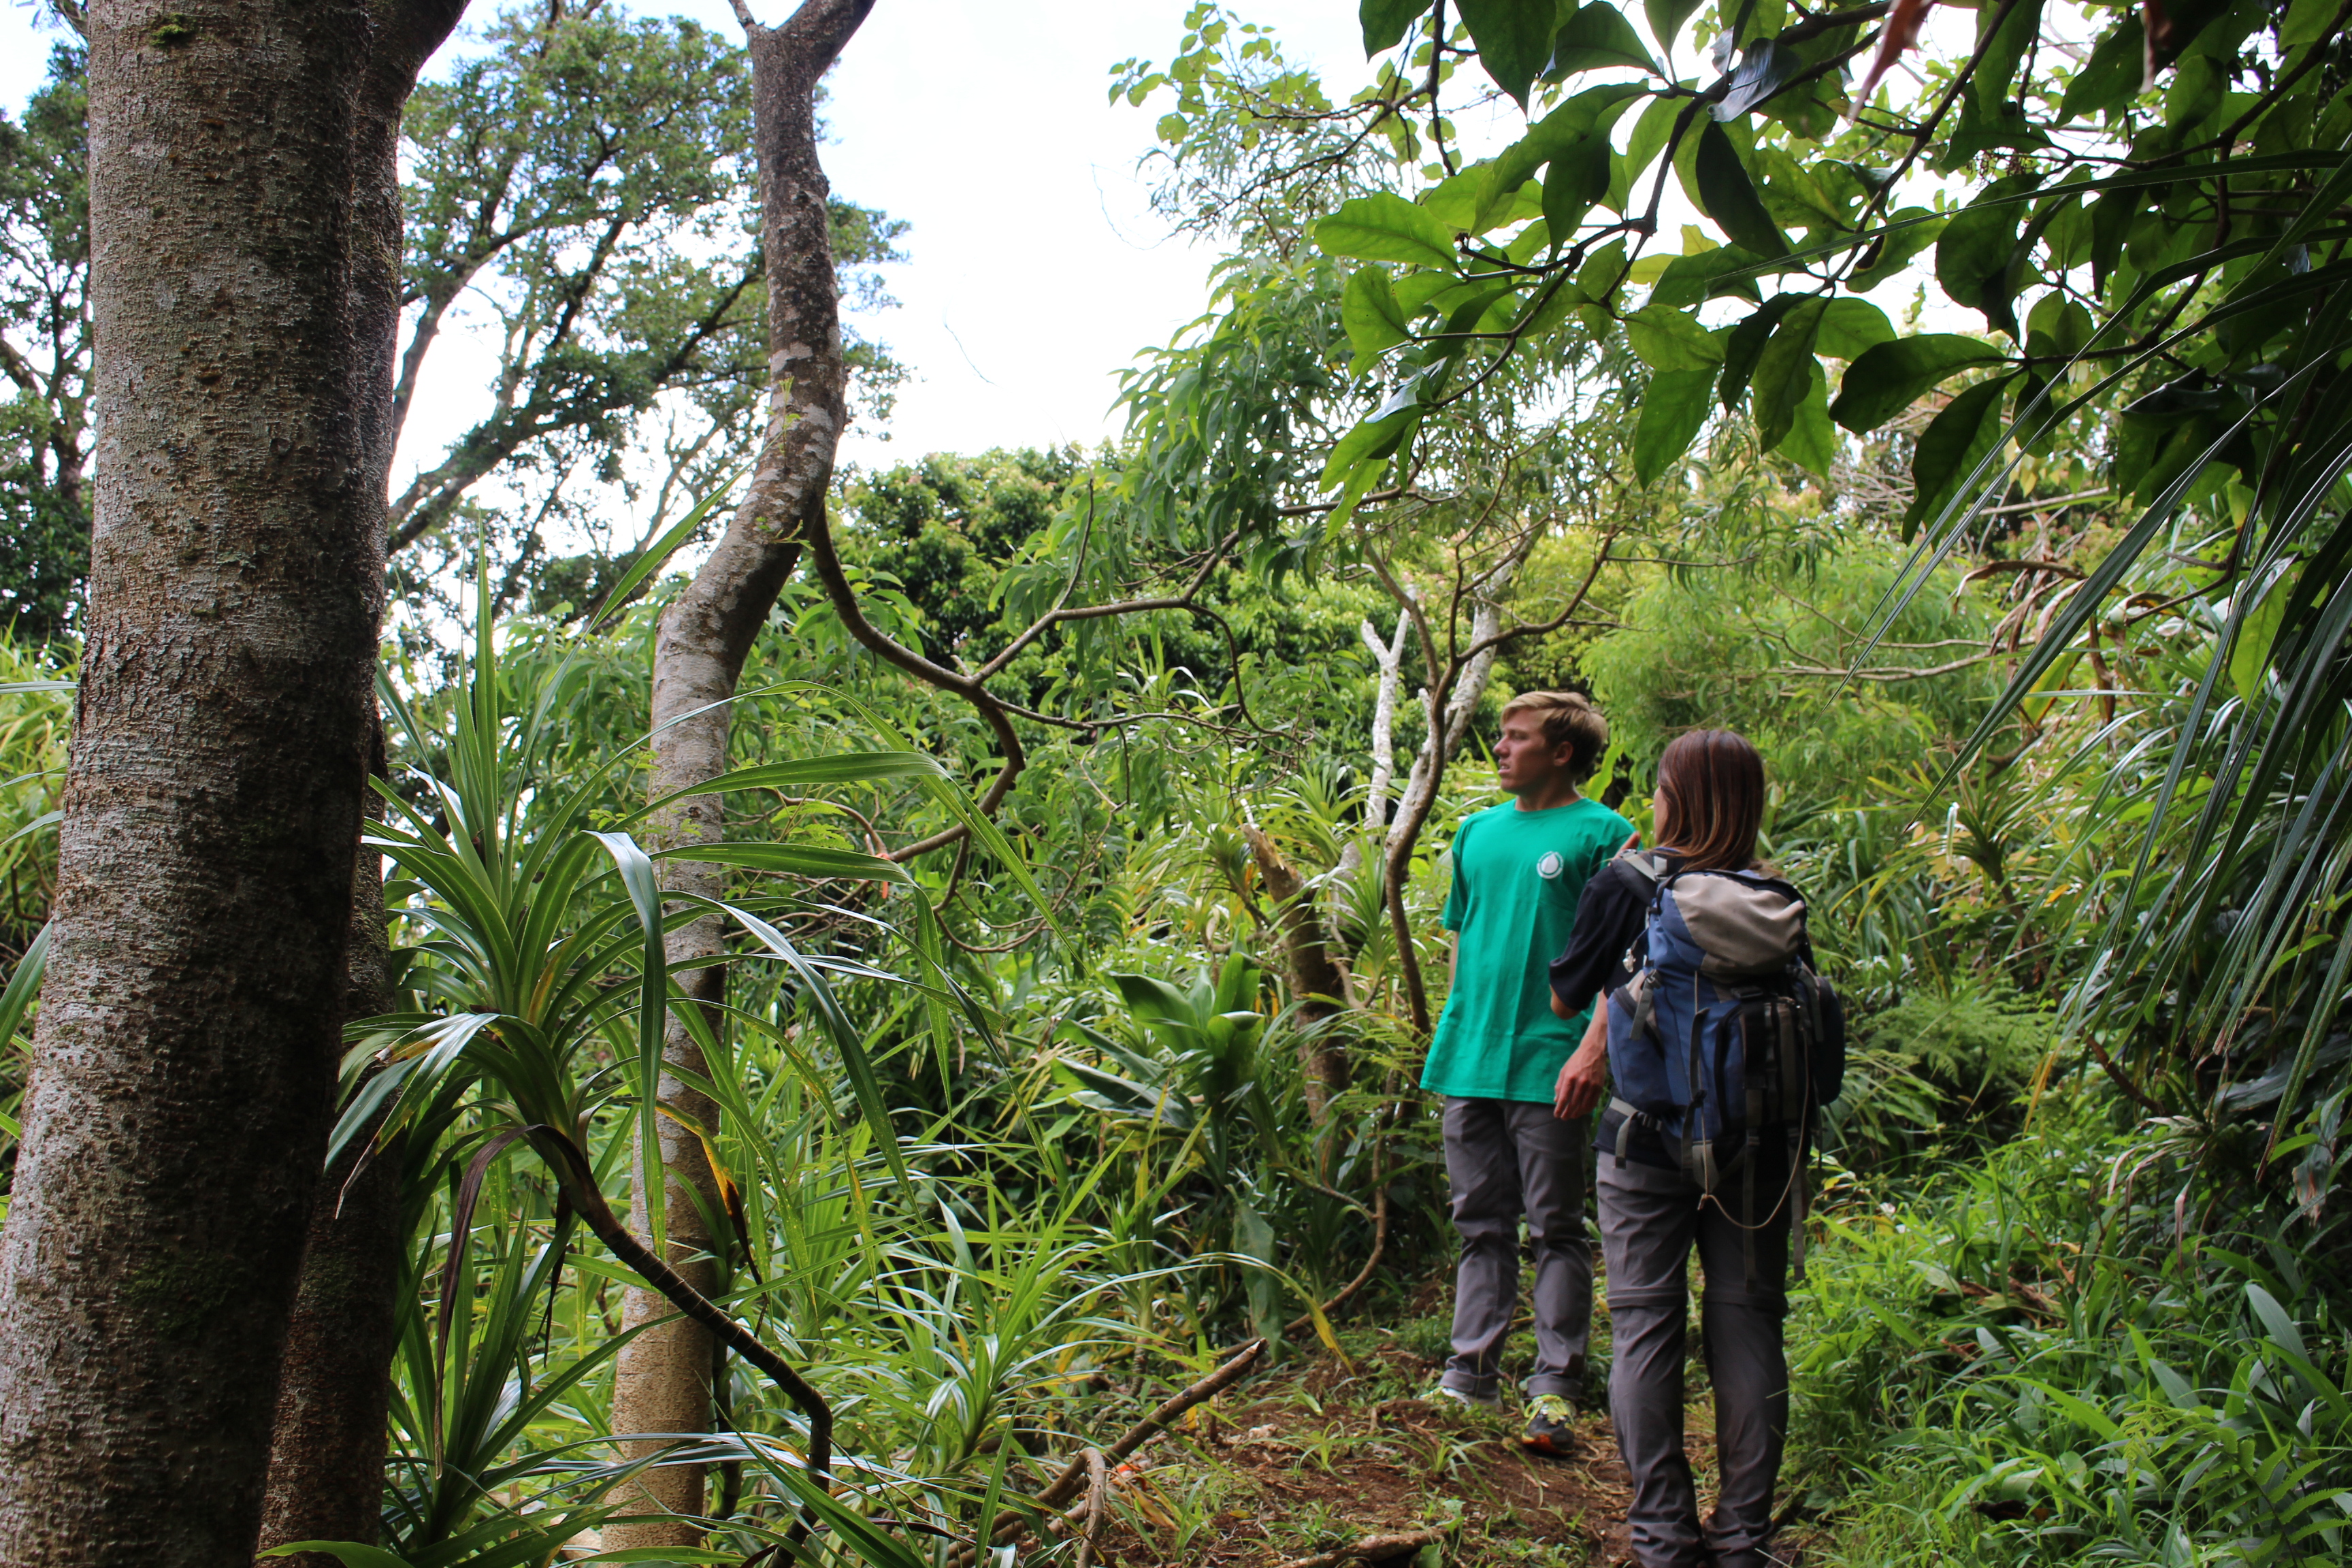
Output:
[
  {"xmin": 604, "ymin": 1, "xmax": 875, "ymax": 1549},
  {"xmin": 0, "ymin": 4, "xmax": 461, "ymax": 1564},
  {"xmin": 257, "ymin": 721, "xmax": 407, "ymax": 1565},
  {"xmin": 257, "ymin": 10, "xmax": 465, "ymax": 1548}
]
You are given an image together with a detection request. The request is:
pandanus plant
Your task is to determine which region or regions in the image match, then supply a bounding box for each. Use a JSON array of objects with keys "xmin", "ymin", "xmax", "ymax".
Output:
[{"xmin": 337, "ymin": 600, "xmax": 1016, "ymax": 1554}]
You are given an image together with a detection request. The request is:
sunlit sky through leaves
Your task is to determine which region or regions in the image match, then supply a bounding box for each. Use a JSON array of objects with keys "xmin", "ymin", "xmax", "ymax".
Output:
[{"xmin": 1, "ymin": 0, "xmax": 2004, "ymax": 548}]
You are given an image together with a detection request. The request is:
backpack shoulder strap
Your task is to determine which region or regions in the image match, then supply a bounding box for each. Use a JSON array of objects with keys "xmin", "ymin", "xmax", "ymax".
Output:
[{"xmin": 1610, "ymin": 845, "xmax": 1668, "ymax": 886}]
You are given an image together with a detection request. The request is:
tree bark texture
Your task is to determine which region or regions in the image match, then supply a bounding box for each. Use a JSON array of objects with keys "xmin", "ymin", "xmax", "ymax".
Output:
[
  {"xmin": 1243, "ymin": 827, "xmax": 1351, "ymax": 1122},
  {"xmin": 1382, "ymin": 549, "xmax": 1529, "ymax": 1034},
  {"xmin": 606, "ymin": 0, "xmax": 875, "ymax": 1548},
  {"xmin": 257, "ymin": 721, "xmax": 407, "ymax": 1566},
  {"xmin": 0, "ymin": 4, "xmax": 462, "ymax": 1565}
]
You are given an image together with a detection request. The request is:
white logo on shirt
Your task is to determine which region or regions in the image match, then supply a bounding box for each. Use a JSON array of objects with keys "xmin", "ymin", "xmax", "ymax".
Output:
[{"xmin": 1537, "ymin": 851, "xmax": 1565, "ymax": 879}]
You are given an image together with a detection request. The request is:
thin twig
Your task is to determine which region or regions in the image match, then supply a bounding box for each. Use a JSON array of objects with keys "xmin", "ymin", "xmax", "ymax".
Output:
[
  {"xmin": 945, "ymin": 1339, "xmax": 1266, "ymax": 1568},
  {"xmin": 1275, "ymin": 1527, "xmax": 1447, "ymax": 1568}
]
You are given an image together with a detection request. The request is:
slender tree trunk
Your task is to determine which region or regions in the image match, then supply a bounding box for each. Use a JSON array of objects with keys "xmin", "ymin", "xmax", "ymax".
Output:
[
  {"xmin": 0, "ymin": 5, "xmax": 462, "ymax": 1563},
  {"xmin": 604, "ymin": 1, "xmax": 875, "ymax": 1548},
  {"xmin": 1244, "ymin": 828, "xmax": 1352, "ymax": 1122},
  {"xmin": 1382, "ymin": 550, "xmax": 1529, "ymax": 1033},
  {"xmin": 1360, "ymin": 608, "xmax": 1410, "ymax": 834}
]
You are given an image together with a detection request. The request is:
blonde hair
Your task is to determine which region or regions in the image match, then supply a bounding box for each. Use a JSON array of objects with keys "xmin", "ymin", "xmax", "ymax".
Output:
[{"xmin": 1499, "ymin": 690, "xmax": 1608, "ymax": 782}]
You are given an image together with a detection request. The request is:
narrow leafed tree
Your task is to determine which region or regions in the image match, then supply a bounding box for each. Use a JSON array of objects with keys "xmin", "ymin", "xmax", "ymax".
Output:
[
  {"xmin": 0, "ymin": 2, "xmax": 463, "ymax": 1565},
  {"xmin": 604, "ymin": 0, "xmax": 876, "ymax": 1549}
]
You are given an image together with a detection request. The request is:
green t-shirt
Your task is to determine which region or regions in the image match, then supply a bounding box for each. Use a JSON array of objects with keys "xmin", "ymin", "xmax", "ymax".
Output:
[{"xmin": 1420, "ymin": 796, "xmax": 1634, "ymax": 1103}]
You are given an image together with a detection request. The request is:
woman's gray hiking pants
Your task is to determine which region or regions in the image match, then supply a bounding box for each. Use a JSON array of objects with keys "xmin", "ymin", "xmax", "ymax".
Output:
[
  {"xmin": 1599, "ymin": 1153, "xmax": 1791, "ymax": 1568},
  {"xmin": 1437, "ymin": 1096, "xmax": 1592, "ymax": 1403}
]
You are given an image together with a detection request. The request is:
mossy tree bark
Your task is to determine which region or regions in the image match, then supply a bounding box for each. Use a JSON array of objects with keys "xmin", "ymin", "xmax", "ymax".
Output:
[
  {"xmin": 604, "ymin": 0, "xmax": 875, "ymax": 1548},
  {"xmin": 0, "ymin": 2, "xmax": 463, "ymax": 1563}
]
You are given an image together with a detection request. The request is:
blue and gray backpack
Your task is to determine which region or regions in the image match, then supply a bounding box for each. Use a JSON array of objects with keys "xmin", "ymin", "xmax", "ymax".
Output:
[{"xmin": 1603, "ymin": 849, "xmax": 1844, "ymax": 1276}]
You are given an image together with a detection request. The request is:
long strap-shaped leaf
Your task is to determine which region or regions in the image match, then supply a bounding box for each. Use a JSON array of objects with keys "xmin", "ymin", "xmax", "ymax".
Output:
[{"xmin": 520, "ymin": 1122, "xmax": 832, "ymax": 1545}]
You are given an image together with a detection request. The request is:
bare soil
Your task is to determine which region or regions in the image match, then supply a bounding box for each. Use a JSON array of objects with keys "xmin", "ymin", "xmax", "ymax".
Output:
[{"xmin": 1083, "ymin": 1339, "xmax": 1735, "ymax": 1567}]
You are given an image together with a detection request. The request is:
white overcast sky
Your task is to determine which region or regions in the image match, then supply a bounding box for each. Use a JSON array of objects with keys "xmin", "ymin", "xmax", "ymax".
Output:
[
  {"xmin": 3, "ymin": 0, "xmax": 1380, "ymax": 485},
  {"xmin": 1, "ymin": 0, "xmax": 2003, "ymax": 506}
]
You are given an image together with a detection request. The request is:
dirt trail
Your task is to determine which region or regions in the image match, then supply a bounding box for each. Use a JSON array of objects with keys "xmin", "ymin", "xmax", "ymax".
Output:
[{"xmin": 1087, "ymin": 1338, "xmax": 1736, "ymax": 1567}]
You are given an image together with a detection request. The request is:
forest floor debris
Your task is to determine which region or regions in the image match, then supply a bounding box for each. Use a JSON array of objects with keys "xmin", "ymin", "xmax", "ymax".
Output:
[{"xmin": 1081, "ymin": 1327, "xmax": 1775, "ymax": 1566}]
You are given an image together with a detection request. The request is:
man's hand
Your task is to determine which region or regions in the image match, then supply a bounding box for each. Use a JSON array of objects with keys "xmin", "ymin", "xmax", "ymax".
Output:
[{"xmin": 1554, "ymin": 1000, "xmax": 1610, "ymax": 1120}]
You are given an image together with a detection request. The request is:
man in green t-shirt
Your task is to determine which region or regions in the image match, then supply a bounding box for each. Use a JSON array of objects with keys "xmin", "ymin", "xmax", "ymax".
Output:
[{"xmin": 1422, "ymin": 690, "xmax": 1632, "ymax": 1454}]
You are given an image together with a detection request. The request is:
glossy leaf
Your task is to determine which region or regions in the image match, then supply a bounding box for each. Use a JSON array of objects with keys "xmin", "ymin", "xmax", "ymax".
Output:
[
  {"xmin": 1624, "ymin": 304, "xmax": 1724, "ymax": 371},
  {"xmin": 1816, "ymin": 297, "xmax": 1896, "ymax": 361},
  {"xmin": 1359, "ymin": 0, "xmax": 1429, "ymax": 56},
  {"xmin": 1634, "ymin": 366, "xmax": 1716, "ymax": 483},
  {"xmin": 1313, "ymin": 191, "xmax": 1459, "ymax": 266},
  {"xmin": 1901, "ymin": 375, "xmax": 2013, "ymax": 539},
  {"xmin": 1751, "ymin": 297, "xmax": 1827, "ymax": 451},
  {"xmin": 1343, "ymin": 266, "xmax": 1414, "ymax": 356},
  {"xmin": 1646, "ymin": 0, "xmax": 1705, "ymax": 53},
  {"xmin": 1718, "ymin": 293, "xmax": 1807, "ymax": 412},
  {"xmin": 1458, "ymin": 0, "xmax": 1564, "ymax": 107},
  {"xmin": 1830, "ymin": 334, "xmax": 2008, "ymax": 433},
  {"xmin": 1694, "ymin": 121, "xmax": 1787, "ymax": 259},
  {"xmin": 1544, "ymin": 3, "xmax": 1661, "ymax": 81}
]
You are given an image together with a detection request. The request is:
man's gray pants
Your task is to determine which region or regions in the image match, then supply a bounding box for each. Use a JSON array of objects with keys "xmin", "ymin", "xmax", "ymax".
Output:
[
  {"xmin": 1599, "ymin": 1153, "xmax": 1791, "ymax": 1568},
  {"xmin": 1439, "ymin": 1096, "xmax": 1591, "ymax": 1402}
]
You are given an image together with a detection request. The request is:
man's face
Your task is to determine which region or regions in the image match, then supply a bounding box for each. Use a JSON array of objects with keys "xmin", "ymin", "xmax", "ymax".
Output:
[{"xmin": 1494, "ymin": 711, "xmax": 1570, "ymax": 796}]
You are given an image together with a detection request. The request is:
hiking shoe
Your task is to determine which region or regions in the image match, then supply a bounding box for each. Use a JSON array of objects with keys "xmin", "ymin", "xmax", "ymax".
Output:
[
  {"xmin": 1428, "ymin": 1382, "xmax": 1501, "ymax": 1411},
  {"xmin": 1521, "ymin": 1393, "xmax": 1575, "ymax": 1456}
]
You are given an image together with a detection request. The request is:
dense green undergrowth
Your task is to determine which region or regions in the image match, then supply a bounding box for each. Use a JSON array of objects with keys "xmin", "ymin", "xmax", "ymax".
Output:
[{"xmin": 1792, "ymin": 1098, "xmax": 2352, "ymax": 1568}]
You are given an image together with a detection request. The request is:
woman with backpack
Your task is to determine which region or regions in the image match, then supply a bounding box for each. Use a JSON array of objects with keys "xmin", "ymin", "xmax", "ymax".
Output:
[{"xmin": 1545, "ymin": 729, "xmax": 1840, "ymax": 1568}]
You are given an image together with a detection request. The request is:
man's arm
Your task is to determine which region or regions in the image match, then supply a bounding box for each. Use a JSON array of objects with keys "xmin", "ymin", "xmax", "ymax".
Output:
[{"xmin": 1553, "ymin": 996, "xmax": 1610, "ymax": 1120}]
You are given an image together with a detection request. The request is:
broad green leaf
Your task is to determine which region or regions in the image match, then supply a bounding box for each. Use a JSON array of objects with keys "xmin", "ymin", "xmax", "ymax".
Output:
[
  {"xmin": 1610, "ymin": 91, "xmax": 1684, "ymax": 212},
  {"xmin": 1313, "ymin": 192, "xmax": 1458, "ymax": 267},
  {"xmin": 1694, "ymin": 121, "xmax": 1787, "ymax": 259},
  {"xmin": 1780, "ymin": 363, "xmax": 1835, "ymax": 478},
  {"xmin": 1542, "ymin": 135, "xmax": 1614, "ymax": 238},
  {"xmin": 1850, "ymin": 208, "xmax": 1946, "ymax": 292},
  {"xmin": 1458, "ymin": 0, "xmax": 1561, "ymax": 107},
  {"xmin": 1320, "ymin": 406, "xmax": 1418, "ymax": 487},
  {"xmin": 1936, "ymin": 172, "xmax": 2038, "ymax": 334},
  {"xmin": 1830, "ymin": 334, "xmax": 2006, "ymax": 432},
  {"xmin": 1650, "ymin": 244, "xmax": 1764, "ymax": 307},
  {"xmin": 1634, "ymin": 366, "xmax": 1716, "ymax": 483},
  {"xmin": 1718, "ymin": 292, "xmax": 1806, "ymax": 411},
  {"xmin": 1343, "ymin": 266, "xmax": 1413, "ymax": 356},
  {"xmin": 1902, "ymin": 375, "xmax": 2013, "ymax": 540},
  {"xmin": 1646, "ymin": 0, "xmax": 1705, "ymax": 52},
  {"xmin": 1544, "ymin": 3, "xmax": 1660, "ymax": 80},
  {"xmin": 1624, "ymin": 304, "xmax": 1723, "ymax": 371},
  {"xmin": 2057, "ymin": 15, "xmax": 2144, "ymax": 123},
  {"xmin": 1816, "ymin": 298, "xmax": 1895, "ymax": 360},
  {"xmin": 1750, "ymin": 297, "xmax": 1826, "ymax": 451},
  {"xmin": 2012, "ymin": 1378, "xmax": 2124, "ymax": 1441},
  {"xmin": 1360, "ymin": 0, "xmax": 1430, "ymax": 56},
  {"xmin": 1973, "ymin": 0, "xmax": 2043, "ymax": 117},
  {"xmin": 1492, "ymin": 81, "xmax": 1650, "ymax": 193}
]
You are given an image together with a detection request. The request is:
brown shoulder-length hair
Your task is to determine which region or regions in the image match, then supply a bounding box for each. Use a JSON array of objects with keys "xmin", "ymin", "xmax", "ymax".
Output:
[{"xmin": 1653, "ymin": 730, "xmax": 1767, "ymax": 872}]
